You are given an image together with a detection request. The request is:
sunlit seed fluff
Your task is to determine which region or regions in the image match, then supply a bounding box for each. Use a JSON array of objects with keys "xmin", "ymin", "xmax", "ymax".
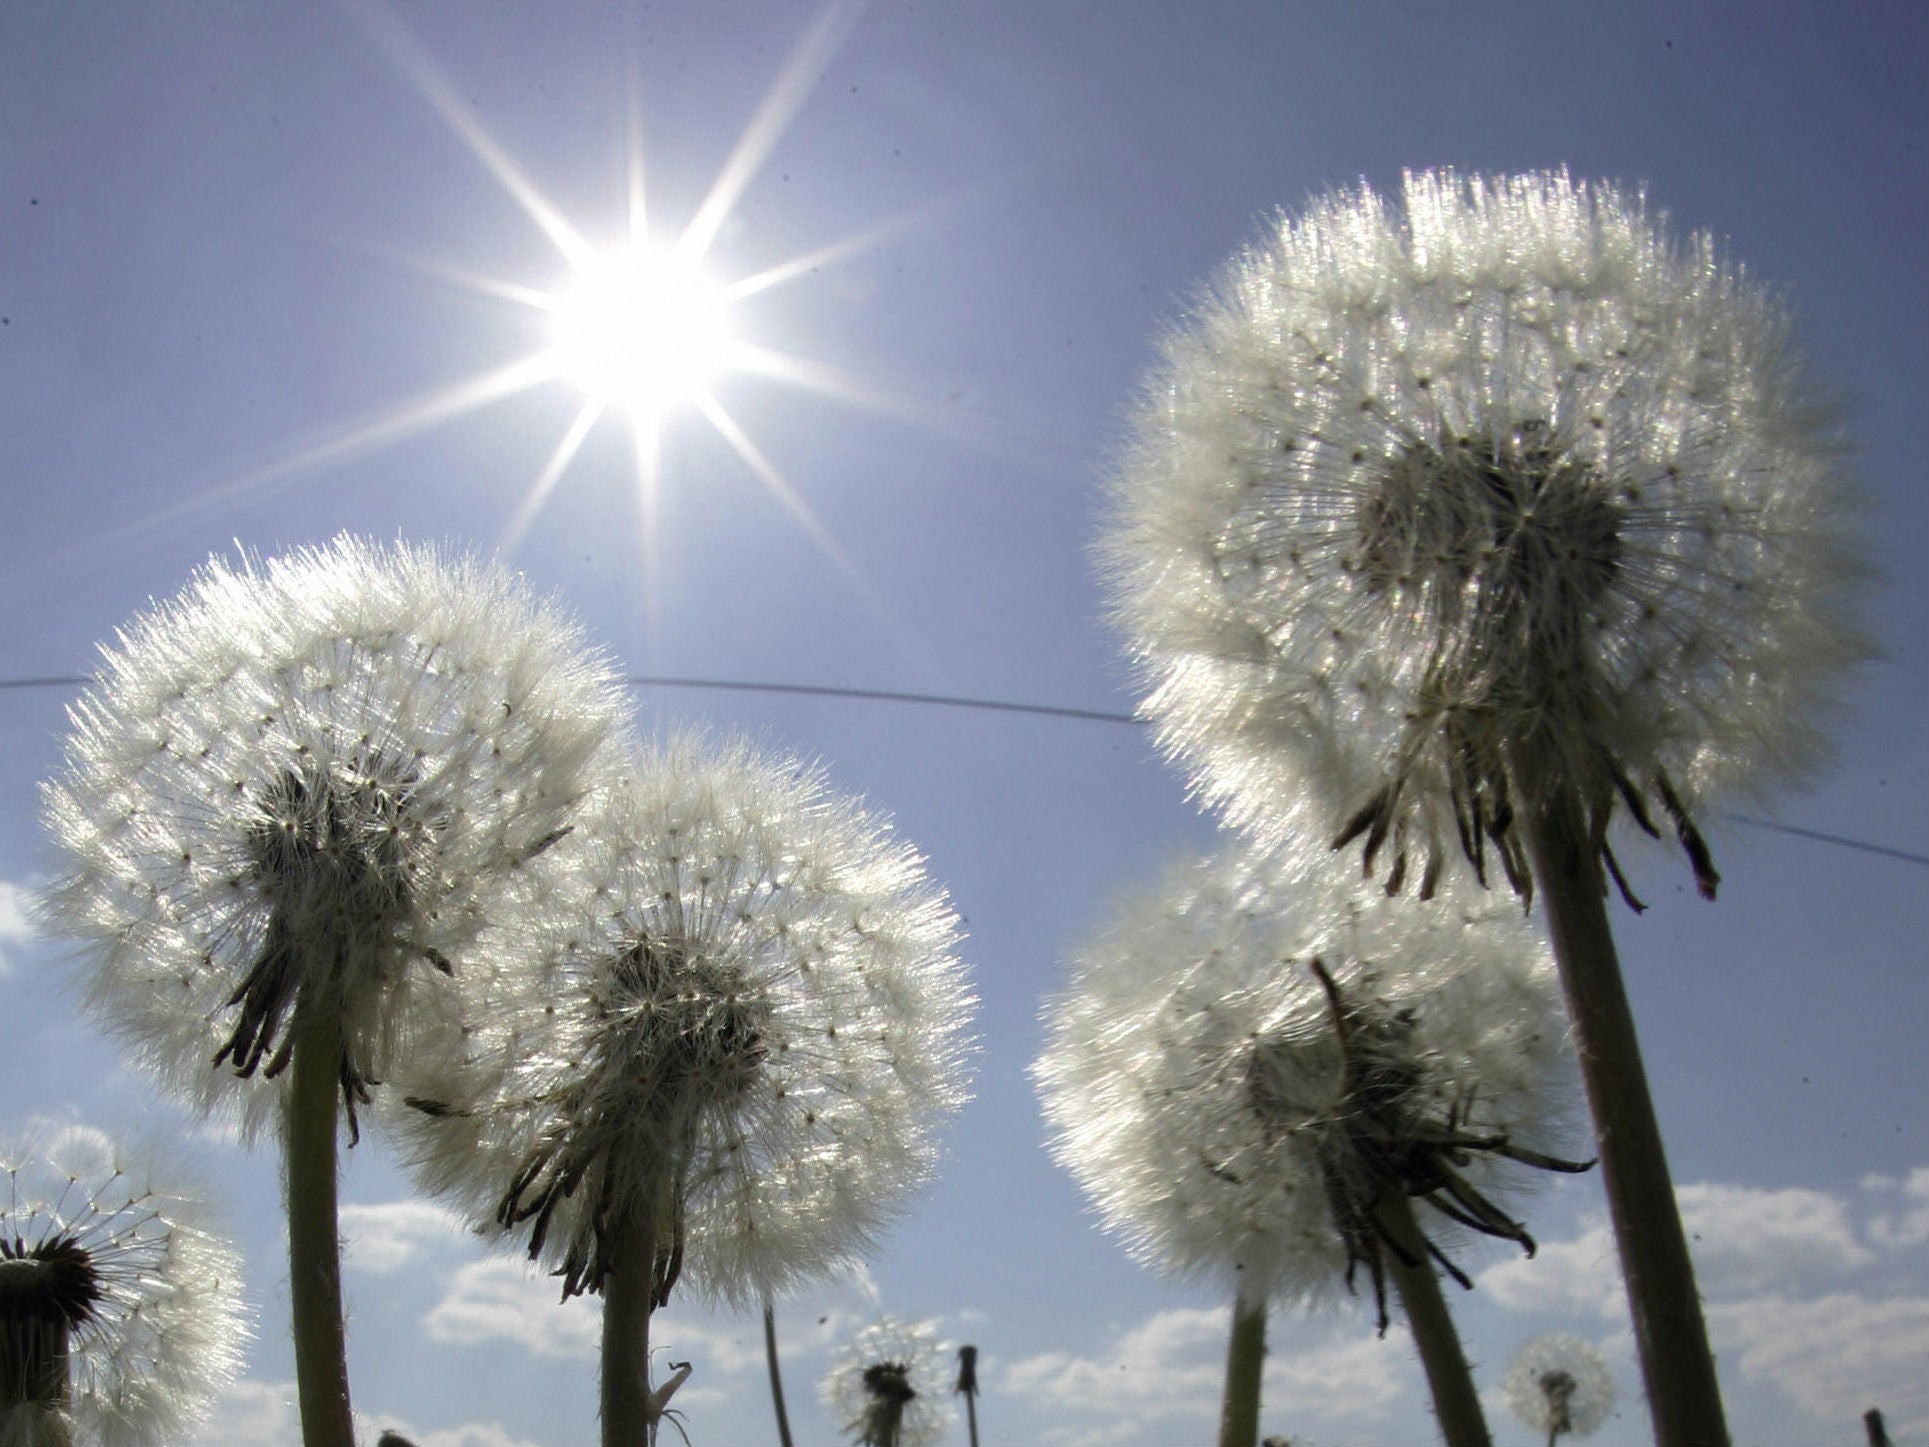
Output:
[
  {"xmin": 1501, "ymin": 1331, "xmax": 1616, "ymax": 1441},
  {"xmin": 1034, "ymin": 842, "xmax": 1579, "ymax": 1318},
  {"xmin": 392, "ymin": 731, "xmax": 975, "ymax": 1309},
  {"xmin": 1100, "ymin": 168, "xmax": 1870, "ymax": 899},
  {"xmin": 36, "ymin": 536, "xmax": 627, "ymax": 1141},
  {"xmin": 1, "ymin": 1131, "xmax": 247, "ymax": 1447},
  {"xmin": 820, "ymin": 1317, "xmax": 951, "ymax": 1447}
]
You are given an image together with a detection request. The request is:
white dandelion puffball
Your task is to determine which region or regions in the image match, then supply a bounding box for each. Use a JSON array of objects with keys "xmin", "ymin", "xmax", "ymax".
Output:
[
  {"xmin": 1, "ymin": 1131, "xmax": 246, "ymax": 1447},
  {"xmin": 1501, "ymin": 1331, "xmax": 1615, "ymax": 1440},
  {"xmin": 1101, "ymin": 168, "xmax": 1868, "ymax": 898},
  {"xmin": 820, "ymin": 1317, "xmax": 951, "ymax": 1447},
  {"xmin": 38, "ymin": 536, "xmax": 627, "ymax": 1139},
  {"xmin": 1035, "ymin": 842, "xmax": 1576, "ymax": 1313},
  {"xmin": 393, "ymin": 731, "xmax": 975, "ymax": 1308}
]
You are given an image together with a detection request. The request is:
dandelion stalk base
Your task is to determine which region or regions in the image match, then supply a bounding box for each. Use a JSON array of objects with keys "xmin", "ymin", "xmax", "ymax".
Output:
[
  {"xmin": 601, "ymin": 1208, "xmax": 658, "ymax": 1447},
  {"xmin": 1216, "ymin": 1286, "xmax": 1266, "ymax": 1447},
  {"xmin": 1378, "ymin": 1191, "xmax": 1491, "ymax": 1447},
  {"xmin": 286, "ymin": 1017, "xmax": 356, "ymax": 1447},
  {"xmin": 764, "ymin": 1301, "xmax": 795, "ymax": 1447},
  {"xmin": 1516, "ymin": 760, "xmax": 1729, "ymax": 1447}
]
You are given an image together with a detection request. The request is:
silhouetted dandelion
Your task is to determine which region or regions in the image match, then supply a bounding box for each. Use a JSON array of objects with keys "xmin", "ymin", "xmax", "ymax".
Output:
[
  {"xmin": 821, "ymin": 1317, "xmax": 950, "ymax": 1447},
  {"xmin": 1, "ymin": 1130, "xmax": 246, "ymax": 1447},
  {"xmin": 1098, "ymin": 169, "xmax": 1867, "ymax": 1447},
  {"xmin": 1036, "ymin": 843, "xmax": 1585, "ymax": 1447},
  {"xmin": 38, "ymin": 537, "xmax": 626, "ymax": 1447},
  {"xmin": 394, "ymin": 731, "xmax": 974, "ymax": 1447},
  {"xmin": 1502, "ymin": 1332, "xmax": 1615, "ymax": 1445}
]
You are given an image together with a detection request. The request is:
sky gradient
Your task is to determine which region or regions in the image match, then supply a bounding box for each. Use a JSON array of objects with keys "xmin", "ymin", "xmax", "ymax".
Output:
[{"xmin": 2, "ymin": 3, "xmax": 1925, "ymax": 1444}]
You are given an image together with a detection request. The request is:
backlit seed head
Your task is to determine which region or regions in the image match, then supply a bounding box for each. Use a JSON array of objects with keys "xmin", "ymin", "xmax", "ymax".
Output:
[
  {"xmin": 821, "ymin": 1317, "xmax": 951, "ymax": 1447},
  {"xmin": 392, "ymin": 732, "xmax": 975, "ymax": 1309},
  {"xmin": 1102, "ymin": 169, "xmax": 1871, "ymax": 899},
  {"xmin": 1035, "ymin": 841, "xmax": 1579, "ymax": 1315},
  {"xmin": 1501, "ymin": 1331, "xmax": 1616, "ymax": 1439},
  {"xmin": 1, "ymin": 1130, "xmax": 246, "ymax": 1447},
  {"xmin": 37, "ymin": 536, "xmax": 627, "ymax": 1140}
]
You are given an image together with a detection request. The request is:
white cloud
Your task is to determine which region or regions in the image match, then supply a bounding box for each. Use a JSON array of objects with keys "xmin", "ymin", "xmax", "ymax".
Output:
[
  {"xmin": 999, "ymin": 1304, "xmax": 1408, "ymax": 1446},
  {"xmin": 1710, "ymin": 1292, "xmax": 1929, "ymax": 1440},
  {"xmin": 340, "ymin": 1199, "xmax": 472, "ymax": 1273},
  {"xmin": 194, "ymin": 1379, "xmax": 301, "ymax": 1447},
  {"xmin": 1481, "ymin": 1177, "xmax": 1894, "ymax": 1317},
  {"xmin": 1677, "ymin": 1183, "xmax": 1873, "ymax": 1294},
  {"xmin": 0, "ymin": 879, "xmax": 36, "ymax": 975},
  {"xmin": 1477, "ymin": 1215, "xmax": 1623, "ymax": 1317},
  {"xmin": 369, "ymin": 1419, "xmax": 556, "ymax": 1447},
  {"xmin": 423, "ymin": 1257, "xmax": 601, "ymax": 1359},
  {"xmin": 1864, "ymin": 1168, "xmax": 1929, "ymax": 1251}
]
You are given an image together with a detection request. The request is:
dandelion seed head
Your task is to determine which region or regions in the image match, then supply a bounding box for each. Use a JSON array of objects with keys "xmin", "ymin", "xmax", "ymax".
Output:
[
  {"xmin": 1501, "ymin": 1331, "xmax": 1615, "ymax": 1439},
  {"xmin": 820, "ymin": 1317, "xmax": 950, "ymax": 1447},
  {"xmin": 393, "ymin": 731, "xmax": 975, "ymax": 1308},
  {"xmin": 37, "ymin": 536, "xmax": 627, "ymax": 1139},
  {"xmin": 1102, "ymin": 169, "xmax": 1870, "ymax": 894},
  {"xmin": 0, "ymin": 1133, "xmax": 247, "ymax": 1447},
  {"xmin": 1035, "ymin": 842, "xmax": 1576, "ymax": 1308}
]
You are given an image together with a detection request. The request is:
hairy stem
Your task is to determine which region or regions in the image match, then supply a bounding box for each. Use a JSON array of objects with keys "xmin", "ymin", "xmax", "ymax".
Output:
[
  {"xmin": 1512, "ymin": 752, "xmax": 1730, "ymax": 1447},
  {"xmin": 286, "ymin": 1016, "xmax": 356, "ymax": 1447},
  {"xmin": 762, "ymin": 1300, "xmax": 795, "ymax": 1447},
  {"xmin": 1378, "ymin": 1191, "xmax": 1491, "ymax": 1447},
  {"xmin": 1216, "ymin": 1283, "xmax": 1266, "ymax": 1447},
  {"xmin": 601, "ymin": 1206, "xmax": 657, "ymax": 1447}
]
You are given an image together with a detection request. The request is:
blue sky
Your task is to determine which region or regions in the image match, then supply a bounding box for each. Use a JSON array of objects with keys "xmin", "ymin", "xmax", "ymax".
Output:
[{"xmin": 2, "ymin": 3, "xmax": 1924, "ymax": 1444}]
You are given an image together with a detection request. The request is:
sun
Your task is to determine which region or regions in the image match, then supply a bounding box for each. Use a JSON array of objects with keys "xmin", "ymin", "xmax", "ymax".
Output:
[
  {"xmin": 545, "ymin": 242, "xmax": 736, "ymax": 421},
  {"xmin": 175, "ymin": 0, "xmax": 955, "ymax": 628}
]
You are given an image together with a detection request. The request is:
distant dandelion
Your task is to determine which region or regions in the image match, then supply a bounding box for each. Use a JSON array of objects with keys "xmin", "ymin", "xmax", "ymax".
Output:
[
  {"xmin": 1036, "ymin": 844, "xmax": 1583, "ymax": 1447},
  {"xmin": 394, "ymin": 732, "xmax": 973, "ymax": 1445},
  {"xmin": 1, "ymin": 1131, "xmax": 246, "ymax": 1447},
  {"xmin": 1502, "ymin": 1332, "xmax": 1615, "ymax": 1444},
  {"xmin": 821, "ymin": 1317, "xmax": 951, "ymax": 1447}
]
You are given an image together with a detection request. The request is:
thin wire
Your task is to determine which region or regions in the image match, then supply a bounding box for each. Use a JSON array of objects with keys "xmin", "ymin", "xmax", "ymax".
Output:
[{"xmin": 6, "ymin": 672, "xmax": 1924, "ymax": 866}]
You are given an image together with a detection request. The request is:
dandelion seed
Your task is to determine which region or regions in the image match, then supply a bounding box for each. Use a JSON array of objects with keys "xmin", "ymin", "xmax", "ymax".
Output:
[
  {"xmin": 821, "ymin": 1317, "xmax": 951, "ymax": 1447},
  {"xmin": 1501, "ymin": 1332, "xmax": 1615, "ymax": 1445},
  {"xmin": 1, "ymin": 1131, "xmax": 246, "ymax": 1447}
]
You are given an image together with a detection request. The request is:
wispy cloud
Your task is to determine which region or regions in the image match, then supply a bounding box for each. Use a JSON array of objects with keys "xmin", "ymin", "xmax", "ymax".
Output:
[
  {"xmin": 1478, "ymin": 1171, "xmax": 1929, "ymax": 1439},
  {"xmin": 340, "ymin": 1198, "xmax": 473, "ymax": 1274},
  {"xmin": 423, "ymin": 1257, "xmax": 601, "ymax": 1359},
  {"xmin": 1710, "ymin": 1292, "xmax": 1929, "ymax": 1439},
  {"xmin": 998, "ymin": 1305, "xmax": 1409, "ymax": 1447}
]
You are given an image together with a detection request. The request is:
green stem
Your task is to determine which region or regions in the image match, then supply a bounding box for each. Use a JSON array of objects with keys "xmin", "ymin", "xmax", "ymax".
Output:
[
  {"xmin": 1216, "ymin": 1284, "xmax": 1266, "ymax": 1447},
  {"xmin": 601, "ymin": 1206, "xmax": 658, "ymax": 1447},
  {"xmin": 762, "ymin": 1300, "xmax": 795, "ymax": 1447},
  {"xmin": 1377, "ymin": 1191, "xmax": 1491, "ymax": 1447},
  {"xmin": 1513, "ymin": 759, "xmax": 1731, "ymax": 1447},
  {"xmin": 286, "ymin": 1016, "xmax": 356, "ymax": 1447}
]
